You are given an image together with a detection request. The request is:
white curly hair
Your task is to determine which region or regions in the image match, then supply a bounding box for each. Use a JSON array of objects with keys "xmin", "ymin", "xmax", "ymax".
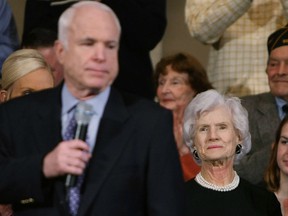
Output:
[{"xmin": 183, "ymin": 89, "xmax": 251, "ymax": 165}]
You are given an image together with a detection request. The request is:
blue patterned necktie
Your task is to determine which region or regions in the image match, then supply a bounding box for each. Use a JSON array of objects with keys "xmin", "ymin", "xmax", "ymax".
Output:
[{"xmin": 63, "ymin": 111, "xmax": 84, "ymax": 216}]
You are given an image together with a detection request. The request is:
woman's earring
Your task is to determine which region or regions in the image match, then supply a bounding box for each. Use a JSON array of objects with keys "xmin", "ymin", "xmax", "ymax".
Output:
[
  {"xmin": 235, "ymin": 144, "xmax": 242, "ymax": 154},
  {"xmin": 193, "ymin": 149, "xmax": 200, "ymax": 160}
]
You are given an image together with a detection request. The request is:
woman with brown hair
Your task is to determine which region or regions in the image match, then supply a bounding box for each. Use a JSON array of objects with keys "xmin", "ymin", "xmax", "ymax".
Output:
[
  {"xmin": 154, "ymin": 52, "xmax": 213, "ymax": 181},
  {"xmin": 265, "ymin": 115, "xmax": 288, "ymax": 215}
]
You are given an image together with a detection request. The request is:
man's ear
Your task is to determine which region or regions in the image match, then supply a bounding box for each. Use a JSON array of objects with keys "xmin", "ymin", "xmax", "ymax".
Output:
[
  {"xmin": 0, "ymin": 90, "xmax": 8, "ymax": 103},
  {"xmin": 54, "ymin": 40, "xmax": 65, "ymax": 65}
]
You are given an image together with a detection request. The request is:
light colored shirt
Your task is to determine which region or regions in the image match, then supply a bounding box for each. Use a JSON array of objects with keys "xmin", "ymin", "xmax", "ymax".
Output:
[
  {"xmin": 185, "ymin": 0, "xmax": 288, "ymax": 96},
  {"xmin": 61, "ymin": 84, "xmax": 110, "ymax": 151},
  {"xmin": 275, "ymin": 96, "xmax": 287, "ymax": 120}
]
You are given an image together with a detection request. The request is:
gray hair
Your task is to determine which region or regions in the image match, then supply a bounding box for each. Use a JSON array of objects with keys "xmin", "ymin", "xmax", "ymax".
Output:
[
  {"xmin": 1, "ymin": 49, "xmax": 51, "ymax": 90},
  {"xmin": 58, "ymin": 1, "xmax": 121, "ymax": 48},
  {"xmin": 183, "ymin": 89, "xmax": 251, "ymax": 164}
]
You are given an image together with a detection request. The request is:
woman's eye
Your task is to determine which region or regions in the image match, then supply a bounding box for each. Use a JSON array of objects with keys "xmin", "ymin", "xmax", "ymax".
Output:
[
  {"xmin": 158, "ymin": 80, "xmax": 165, "ymax": 86},
  {"xmin": 219, "ymin": 125, "xmax": 227, "ymax": 130},
  {"xmin": 199, "ymin": 127, "xmax": 208, "ymax": 132},
  {"xmin": 171, "ymin": 80, "xmax": 181, "ymax": 85},
  {"xmin": 22, "ymin": 90, "xmax": 33, "ymax": 96},
  {"xmin": 280, "ymin": 139, "xmax": 288, "ymax": 145}
]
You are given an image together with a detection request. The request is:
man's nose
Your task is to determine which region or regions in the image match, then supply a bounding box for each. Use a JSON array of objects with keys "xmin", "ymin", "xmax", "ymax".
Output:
[
  {"xmin": 92, "ymin": 45, "xmax": 105, "ymax": 61},
  {"xmin": 278, "ymin": 62, "xmax": 288, "ymax": 75}
]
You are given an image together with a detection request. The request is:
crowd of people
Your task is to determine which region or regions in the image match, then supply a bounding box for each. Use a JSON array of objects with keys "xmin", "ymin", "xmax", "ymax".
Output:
[{"xmin": 0, "ymin": 0, "xmax": 288, "ymax": 215}]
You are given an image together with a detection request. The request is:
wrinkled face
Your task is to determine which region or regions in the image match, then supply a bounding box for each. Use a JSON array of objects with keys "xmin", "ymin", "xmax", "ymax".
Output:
[
  {"xmin": 38, "ymin": 47, "xmax": 64, "ymax": 86},
  {"xmin": 277, "ymin": 123, "xmax": 288, "ymax": 176},
  {"xmin": 194, "ymin": 106, "xmax": 240, "ymax": 162},
  {"xmin": 7, "ymin": 68, "xmax": 54, "ymax": 100},
  {"xmin": 157, "ymin": 65, "xmax": 196, "ymax": 112},
  {"xmin": 56, "ymin": 6, "xmax": 120, "ymax": 96},
  {"xmin": 267, "ymin": 46, "xmax": 288, "ymax": 101}
]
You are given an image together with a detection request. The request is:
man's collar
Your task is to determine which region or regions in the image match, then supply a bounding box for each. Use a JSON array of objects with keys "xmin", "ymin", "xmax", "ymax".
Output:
[{"xmin": 61, "ymin": 83, "xmax": 110, "ymax": 117}]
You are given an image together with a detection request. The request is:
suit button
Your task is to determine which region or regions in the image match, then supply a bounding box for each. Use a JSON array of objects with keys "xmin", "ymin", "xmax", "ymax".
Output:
[{"xmin": 20, "ymin": 198, "xmax": 34, "ymax": 204}]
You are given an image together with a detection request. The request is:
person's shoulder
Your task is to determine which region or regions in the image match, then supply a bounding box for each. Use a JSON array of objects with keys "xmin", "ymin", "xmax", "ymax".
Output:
[
  {"xmin": 0, "ymin": 87, "xmax": 59, "ymax": 112},
  {"xmin": 240, "ymin": 92, "xmax": 274, "ymax": 108},
  {"xmin": 239, "ymin": 178, "xmax": 281, "ymax": 214},
  {"xmin": 241, "ymin": 92, "xmax": 272, "ymax": 102},
  {"xmin": 185, "ymin": 178, "xmax": 197, "ymax": 190},
  {"xmin": 111, "ymin": 88, "xmax": 170, "ymax": 115},
  {"xmin": 240, "ymin": 178, "xmax": 276, "ymax": 197},
  {"xmin": 108, "ymin": 88, "xmax": 173, "ymax": 131}
]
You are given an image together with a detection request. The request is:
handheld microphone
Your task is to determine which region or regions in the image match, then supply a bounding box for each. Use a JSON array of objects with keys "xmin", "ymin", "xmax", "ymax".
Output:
[{"xmin": 65, "ymin": 102, "xmax": 94, "ymax": 188}]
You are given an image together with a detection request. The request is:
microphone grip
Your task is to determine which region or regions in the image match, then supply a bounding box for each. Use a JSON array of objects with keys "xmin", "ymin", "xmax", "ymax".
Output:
[{"xmin": 65, "ymin": 124, "xmax": 88, "ymax": 188}]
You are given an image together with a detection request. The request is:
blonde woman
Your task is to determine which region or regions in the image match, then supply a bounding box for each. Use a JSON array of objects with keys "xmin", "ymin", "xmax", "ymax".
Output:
[
  {"xmin": 0, "ymin": 49, "xmax": 54, "ymax": 102},
  {"xmin": 0, "ymin": 49, "xmax": 54, "ymax": 215}
]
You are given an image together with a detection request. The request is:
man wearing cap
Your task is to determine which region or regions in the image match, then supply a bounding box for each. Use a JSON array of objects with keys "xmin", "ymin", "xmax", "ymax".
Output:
[{"xmin": 234, "ymin": 25, "xmax": 288, "ymax": 185}]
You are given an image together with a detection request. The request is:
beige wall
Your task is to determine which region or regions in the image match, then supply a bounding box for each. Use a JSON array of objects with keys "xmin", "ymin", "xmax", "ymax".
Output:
[
  {"xmin": 8, "ymin": 0, "xmax": 209, "ymax": 68},
  {"xmin": 8, "ymin": 0, "xmax": 26, "ymax": 41},
  {"xmin": 163, "ymin": 0, "xmax": 209, "ymax": 68}
]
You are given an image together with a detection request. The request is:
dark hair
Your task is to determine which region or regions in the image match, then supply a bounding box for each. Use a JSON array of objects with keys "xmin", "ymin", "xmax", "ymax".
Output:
[
  {"xmin": 22, "ymin": 28, "xmax": 57, "ymax": 48},
  {"xmin": 154, "ymin": 52, "xmax": 213, "ymax": 93},
  {"xmin": 264, "ymin": 115, "xmax": 288, "ymax": 192}
]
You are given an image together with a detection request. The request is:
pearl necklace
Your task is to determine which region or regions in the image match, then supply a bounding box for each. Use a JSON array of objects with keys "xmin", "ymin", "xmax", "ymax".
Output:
[{"xmin": 195, "ymin": 171, "xmax": 240, "ymax": 192}]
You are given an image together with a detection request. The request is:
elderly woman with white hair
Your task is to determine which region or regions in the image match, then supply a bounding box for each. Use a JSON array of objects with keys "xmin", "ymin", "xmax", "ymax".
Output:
[
  {"xmin": 183, "ymin": 89, "xmax": 281, "ymax": 215},
  {"xmin": 0, "ymin": 49, "xmax": 54, "ymax": 102}
]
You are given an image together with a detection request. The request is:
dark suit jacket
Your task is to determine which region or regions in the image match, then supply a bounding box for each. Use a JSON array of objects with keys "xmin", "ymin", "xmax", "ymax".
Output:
[
  {"xmin": 234, "ymin": 92, "xmax": 280, "ymax": 185},
  {"xmin": 22, "ymin": 0, "xmax": 167, "ymax": 99},
  {"xmin": 0, "ymin": 86, "xmax": 184, "ymax": 216}
]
